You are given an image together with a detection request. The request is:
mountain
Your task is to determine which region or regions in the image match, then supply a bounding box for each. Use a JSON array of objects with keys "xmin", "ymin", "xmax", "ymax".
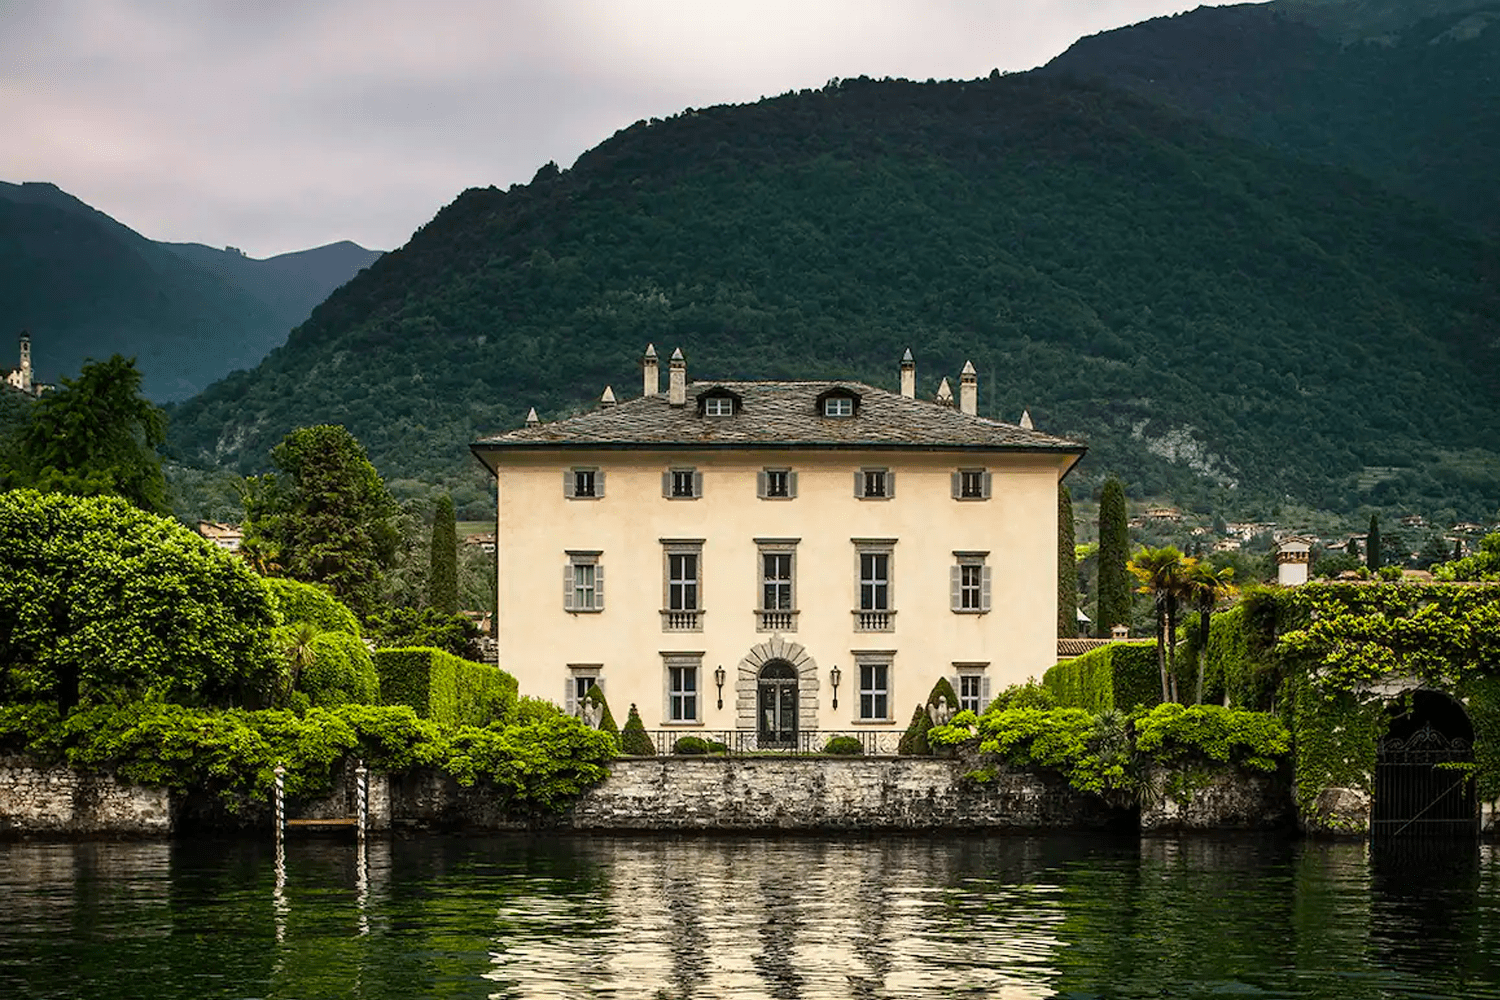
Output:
[
  {"xmin": 0, "ymin": 181, "xmax": 380, "ymax": 401},
  {"xmin": 1043, "ymin": 0, "xmax": 1500, "ymax": 236},
  {"xmin": 163, "ymin": 72, "xmax": 1500, "ymax": 520}
]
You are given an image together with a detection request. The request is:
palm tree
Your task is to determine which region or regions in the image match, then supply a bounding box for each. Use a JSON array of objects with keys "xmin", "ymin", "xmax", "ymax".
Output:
[
  {"xmin": 1128, "ymin": 546, "xmax": 1194, "ymax": 703},
  {"xmin": 276, "ymin": 620, "xmax": 320, "ymax": 705},
  {"xmin": 1184, "ymin": 561, "xmax": 1237, "ymax": 705}
]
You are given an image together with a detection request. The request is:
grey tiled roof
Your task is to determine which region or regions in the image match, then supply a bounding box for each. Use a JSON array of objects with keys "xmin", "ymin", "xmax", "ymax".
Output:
[{"xmin": 472, "ymin": 381, "xmax": 1086, "ymax": 453}]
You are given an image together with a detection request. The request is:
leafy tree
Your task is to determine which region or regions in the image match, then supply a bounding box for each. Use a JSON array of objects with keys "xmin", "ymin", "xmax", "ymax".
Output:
[
  {"xmin": 1366, "ymin": 514, "xmax": 1382, "ymax": 570},
  {"xmin": 0, "ymin": 490, "xmax": 277, "ymax": 711},
  {"xmin": 1416, "ymin": 533, "xmax": 1454, "ymax": 571},
  {"xmin": 1128, "ymin": 545, "xmax": 1193, "ymax": 704},
  {"xmin": 241, "ymin": 425, "xmax": 399, "ymax": 617},
  {"xmin": 1096, "ymin": 477, "xmax": 1131, "ymax": 637},
  {"xmin": 1184, "ymin": 561, "xmax": 1236, "ymax": 704},
  {"xmin": 12, "ymin": 355, "xmax": 168, "ymax": 513},
  {"xmin": 364, "ymin": 606, "xmax": 475, "ymax": 656},
  {"xmin": 1058, "ymin": 485, "xmax": 1078, "ymax": 637},
  {"xmin": 428, "ymin": 494, "xmax": 459, "ymax": 614},
  {"xmin": 1433, "ymin": 532, "xmax": 1500, "ymax": 582}
]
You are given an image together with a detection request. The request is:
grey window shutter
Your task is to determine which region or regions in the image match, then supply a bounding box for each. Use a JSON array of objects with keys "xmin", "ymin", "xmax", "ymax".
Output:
[
  {"xmin": 595, "ymin": 564, "xmax": 605, "ymax": 609},
  {"xmin": 981, "ymin": 566, "xmax": 993, "ymax": 612},
  {"xmin": 596, "ymin": 470, "xmax": 606, "ymax": 498},
  {"xmin": 886, "ymin": 471, "xmax": 896, "ymax": 497},
  {"xmin": 662, "ymin": 471, "xmax": 671, "ymax": 497},
  {"xmin": 788, "ymin": 471, "xmax": 798, "ymax": 498},
  {"xmin": 563, "ymin": 564, "xmax": 575, "ymax": 610},
  {"xmin": 757, "ymin": 470, "xmax": 768, "ymax": 498},
  {"xmin": 565, "ymin": 678, "xmax": 578, "ymax": 716},
  {"xmin": 982, "ymin": 471, "xmax": 992, "ymax": 499},
  {"xmin": 950, "ymin": 564, "xmax": 962, "ymax": 612},
  {"xmin": 981, "ymin": 675, "xmax": 992, "ymax": 707},
  {"xmin": 853, "ymin": 471, "xmax": 863, "ymax": 498},
  {"xmin": 951, "ymin": 471, "xmax": 961, "ymax": 499},
  {"xmin": 595, "ymin": 676, "xmax": 605, "ymax": 694},
  {"xmin": 692, "ymin": 471, "xmax": 704, "ymax": 497},
  {"xmin": 564, "ymin": 470, "xmax": 576, "ymax": 498}
]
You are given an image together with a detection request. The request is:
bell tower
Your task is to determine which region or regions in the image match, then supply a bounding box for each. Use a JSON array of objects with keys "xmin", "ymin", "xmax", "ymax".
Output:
[{"xmin": 18, "ymin": 330, "xmax": 31, "ymax": 393}]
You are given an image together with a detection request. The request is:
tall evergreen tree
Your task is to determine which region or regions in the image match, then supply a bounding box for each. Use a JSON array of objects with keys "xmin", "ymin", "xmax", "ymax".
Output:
[
  {"xmin": 428, "ymin": 494, "xmax": 459, "ymax": 614},
  {"xmin": 1058, "ymin": 485, "xmax": 1078, "ymax": 638},
  {"xmin": 1367, "ymin": 514, "xmax": 1382, "ymax": 570},
  {"xmin": 1096, "ymin": 477, "xmax": 1131, "ymax": 637}
]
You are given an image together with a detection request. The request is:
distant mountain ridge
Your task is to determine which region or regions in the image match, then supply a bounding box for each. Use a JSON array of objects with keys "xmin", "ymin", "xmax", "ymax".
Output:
[{"xmin": 0, "ymin": 181, "xmax": 381, "ymax": 401}]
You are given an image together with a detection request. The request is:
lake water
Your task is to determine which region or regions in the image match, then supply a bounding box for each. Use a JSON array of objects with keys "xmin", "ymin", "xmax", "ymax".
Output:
[{"xmin": 2, "ymin": 832, "xmax": 1498, "ymax": 999}]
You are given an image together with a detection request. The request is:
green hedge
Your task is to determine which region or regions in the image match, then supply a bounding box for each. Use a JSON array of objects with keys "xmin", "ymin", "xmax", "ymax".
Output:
[
  {"xmin": 263, "ymin": 577, "xmax": 360, "ymax": 637},
  {"xmin": 373, "ymin": 647, "xmax": 516, "ymax": 726},
  {"xmin": 301, "ymin": 632, "xmax": 380, "ymax": 707},
  {"xmin": 1043, "ymin": 642, "xmax": 1160, "ymax": 714}
]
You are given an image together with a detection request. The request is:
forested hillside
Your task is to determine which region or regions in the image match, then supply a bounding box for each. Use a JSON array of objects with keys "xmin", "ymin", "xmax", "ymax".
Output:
[
  {"xmin": 162, "ymin": 72, "xmax": 1500, "ymax": 519},
  {"xmin": 1044, "ymin": 0, "xmax": 1500, "ymax": 236},
  {"xmin": 0, "ymin": 181, "xmax": 379, "ymax": 401}
]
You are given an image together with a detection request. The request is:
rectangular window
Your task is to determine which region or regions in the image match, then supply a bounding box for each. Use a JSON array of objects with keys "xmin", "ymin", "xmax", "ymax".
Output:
[
  {"xmin": 824, "ymin": 396, "xmax": 854, "ymax": 417},
  {"xmin": 664, "ymin": 467, "xmax": 702, "ymax": 499},
  {"xmin": 951, "ymin": 552, "xmax": 991, "ymax": 614},
  {"xmin": 858, "ymin": 661, "xmax": 890, "ymax": 721},
  {"xmin": 755, "ymin": 538, "xmax": 798, "ymax": 632},
  {"xmin": 758, "ymin": 468, "xmax": 796, "ymax": 499},
  {"xmin": 564, "ymin": 467, "xmax": 603, "ymax": 499},
  {"xmin": 855, "ymin": 468, "xmax": 895, "ymax": 499},
  {"xmin": 663, "ymin": 652, "xmax": 703, "ymax": 724},
  {"xmin": 853, "ymin": 539, "xmax": 896, "ymax": 632},
  {"xmin": 704, "ymin": 397, "xmax": 734, "ymax": 417},
  {"xmin": 564, "ymin": 668, "xmax": 602, "ymax": 717},
  {"xmin": 954, "ymin": 468, "xmax": 990, "ymax": 500},
  {"xmin": 662, "ymin": 540, "xmax": 705, "ymax": 631},
  {"xmin": 958, "ymin": 673, "xmax": 987, "ymax": 714},
  {"xmin": 563, "ymin": 552, "xmax": 603, "ymax": 612},
  {"xmin": 763, "ymin": 552, "xmax": 793, "ymax": 611}
]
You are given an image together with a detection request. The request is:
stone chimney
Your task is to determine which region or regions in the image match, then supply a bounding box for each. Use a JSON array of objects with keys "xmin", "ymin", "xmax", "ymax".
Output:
[
  {"xmin": 668, "ymin": 347, "xmax": 687, "ymax": 407},
  {"xmin": 1111, "ymin": 623, "xmax": 1130, "ymax": 641},
  {"xmin": 935, "ymin": 377, "xmax": 954, "ymax": 407},
  {"xmin": 1276, "ymin": 538, "xmax": 1312, "ymax": 587},
  {"xmin": 642, "ymin": 344, "xmax": 659, "ymax": 397},
  {"xmin": 524, "ymin": 407, "xmax": 540, "ymax": 426},
  {"xmin": 899, "ymin": 348, "xmax": 916, "ymax": 398},
  {"xmin": 1019, "ymin": 409, "xmax": 1033, "ymax": 430},
  {"xmin": 18, "ymin": 330, "xmax": 31, "ymax": 393},
  {"xmin": 600, "ymin": 386, "xmax": 617, "ymax": 407},
  {"xmin": 959, "ymin": 361, "xmax": 978, "ymax": 416}
]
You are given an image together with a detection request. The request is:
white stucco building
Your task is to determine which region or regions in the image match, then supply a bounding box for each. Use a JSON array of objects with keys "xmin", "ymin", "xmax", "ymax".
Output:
[{"xmin": 471, "ymin": 347, "xmax": 1085, "ymax": 746}]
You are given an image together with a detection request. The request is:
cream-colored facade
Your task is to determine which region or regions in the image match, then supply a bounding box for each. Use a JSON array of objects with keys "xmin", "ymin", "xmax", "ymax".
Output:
[{"xmin": 472, "ymin": 350, "xmax": 1084, "ymax": 743}]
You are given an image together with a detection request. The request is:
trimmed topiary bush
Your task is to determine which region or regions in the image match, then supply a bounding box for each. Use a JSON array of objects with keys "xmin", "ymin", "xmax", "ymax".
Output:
[
  {"xmin": 897, "ymin": 702, "xmax": 932, "ymax": 755},
  {"xmin": 672, "ymin": 735, "xmax": 727, "ymax": 755},
  {"xmin": 821, "ymin": 735, "xmax": 863, "ymax": 755},
  {"xmin": 1043, "ymin": 642, "xmax": 1160, "ymax": 714},
  {"xmin": 373, "ymin": 647, "xmax": 516, "ymax": 725},
  {"xmin": 927, "ymin": 677, "xmax": 960, "ymax": 717},
  {"xmin": 621, "ymin": 703, "xmax": 655, "ymax": 756},
  {"xmin": 262, "ymin": 577, "xmax": 360, "ymax": 637},
  {"xmin": 301, "ymin": 632, "xmax": 380, "ymax": 707}
]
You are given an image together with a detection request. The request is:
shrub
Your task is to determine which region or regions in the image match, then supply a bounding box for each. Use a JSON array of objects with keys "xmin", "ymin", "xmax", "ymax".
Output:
[
  {"xmin": 897, "ymin": 703, "xmax": 932, "ymax": 755},
  {"xmin": 364, "ymin": 606, "xmax": 474, "ymax": 656},
  {"xmin": 1043, "ymin": 642, "xmax": 1159, "ymax": 714},
  {"xmin": 373, "ymin": 647, "xmax": 516, "ymax": 725},
  {"xmin": 926, "ymin": 677, "xmax": 960, "ymax": 717},
  {"xmin": 0, "ymin": 489, "xmax": 278, "ymax": 710},
  {"xmin": 821, "ymin": 735, "xmax": 863, "ymax": 756},
  {"xmin": 301, "ymin": 632, "xmax": 380, "ymax": 707},
  {"xmin": 986, "ymin": 680, "xmax": 1055, "ymax": 712},
  {"xmin": 510, "ymin": 695, "xmax": 564, "ymax": 726},
  {"xmin": 262, "ymin": 577, "xmax": 360, "ymax": 637},
  {"xmin": 1134, "ymin": 703, "xmax": 1291, "ymax": 772},
  {"xmin": 930, "ymin": 706, "xmax": 1137, "ymax": 797},
  {"xmin": 672, "ymin": 735, "xmax": 727, "ymax": 755},
  {"xmin": 621, "ymin": 704, "xmax": 655, "ymax": 756}
]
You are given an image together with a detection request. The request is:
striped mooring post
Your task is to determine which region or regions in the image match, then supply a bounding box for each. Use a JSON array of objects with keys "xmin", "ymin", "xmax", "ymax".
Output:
[
  {"xmin": 355, "ymin": 760, "xmax": 368, "ymax": 844},
  {"xmin": 273, "ymin": 763, "xmax": 286, "ymax": 845}
]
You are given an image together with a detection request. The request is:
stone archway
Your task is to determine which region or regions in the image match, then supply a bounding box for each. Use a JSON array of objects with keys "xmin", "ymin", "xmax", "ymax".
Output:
[
  {"xmin": 1373, "ymin": 689, "xmax": 1476, "ymax": 837},
  {"xmin": 735, "ymin": 637, "xmax": 819, "ymax": 745}
]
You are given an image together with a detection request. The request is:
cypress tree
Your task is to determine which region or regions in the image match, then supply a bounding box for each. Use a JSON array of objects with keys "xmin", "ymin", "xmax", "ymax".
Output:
[
  {"xmin": 1366, "ymin": 514, "xmax": 1382, "ymax": 570},
  {"xmin": 1096, "ymin": 477, "xmax": 1131, "ymax": 637},
  {"xmin": 1347, "ymin": 537, "xmax": 1360, "ymax": 562},
  {"xmin": 1058, "ymin": 485, "xmax": 1078, "ymax": 638},
  {"xmin": 621, "ymin": 704, "xmax": 656, "ymax": 756},
  {"xmin": 1454, "ymin": 538, "xmax": 1464, "ymax": 562},
  {"xmin": 428, "ymin": 494, "xmax": 459, "ymax": 614}
]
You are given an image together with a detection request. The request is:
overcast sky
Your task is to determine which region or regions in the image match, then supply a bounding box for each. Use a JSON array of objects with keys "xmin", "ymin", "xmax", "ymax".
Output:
[{"xmin": 2, "ymin": 1, "xmax": 1254, "ymax": 258}]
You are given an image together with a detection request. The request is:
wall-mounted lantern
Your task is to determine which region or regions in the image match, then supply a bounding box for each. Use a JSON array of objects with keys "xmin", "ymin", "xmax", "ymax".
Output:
[
  {"xmin": 829, "ymin": 664, "xmax": 842, "ymax": 710},
  {"xmin": 714, "ymin": 664, "xmax": 726, "ymax": 709}
]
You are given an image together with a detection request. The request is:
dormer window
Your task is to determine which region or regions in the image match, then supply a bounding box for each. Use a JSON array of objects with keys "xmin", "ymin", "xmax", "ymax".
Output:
[
  {"xmin": 824, "ymin": 397, "xmax": 854, "ymax": 417},
  {"xmin": 704, "ymin": 396, "xmax": 734, "ymax": 417}
]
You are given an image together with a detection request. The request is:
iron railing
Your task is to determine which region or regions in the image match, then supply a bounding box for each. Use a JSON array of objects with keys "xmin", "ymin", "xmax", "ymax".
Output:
[{"xmin": 636, "ymin": 729, "xmax": 906, "ymax": 757}]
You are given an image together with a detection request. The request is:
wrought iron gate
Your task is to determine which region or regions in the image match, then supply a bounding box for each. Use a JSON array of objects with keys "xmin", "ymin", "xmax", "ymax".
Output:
[{"xmin": 1373, "ymin": 723, "xmax": 1476, "ymax": 837}]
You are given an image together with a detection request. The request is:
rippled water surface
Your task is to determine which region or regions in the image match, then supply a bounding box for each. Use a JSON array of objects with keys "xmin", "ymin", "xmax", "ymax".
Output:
[{"xmin": 3, "ymin": 833, "xmax": 1500, "ymax": 998}]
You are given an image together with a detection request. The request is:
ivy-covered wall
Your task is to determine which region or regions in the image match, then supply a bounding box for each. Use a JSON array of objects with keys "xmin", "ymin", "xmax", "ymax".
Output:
[{"xmin": 1043, "ymin": 642, "xmax": 1160, "ymax": 714}]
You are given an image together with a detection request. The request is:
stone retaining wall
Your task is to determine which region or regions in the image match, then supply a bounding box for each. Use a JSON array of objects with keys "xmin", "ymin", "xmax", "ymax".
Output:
[
  {"xmin": 1139, "ymin": 764, "xmax": 1293, "ymax": 833},
  {"xmin": 0, "ymin": 757, "xmax": 170, "ymax": 836}
]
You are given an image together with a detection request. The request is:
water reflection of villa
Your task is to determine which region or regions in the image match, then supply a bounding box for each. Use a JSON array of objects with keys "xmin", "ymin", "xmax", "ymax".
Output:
[{"xmin": 471, "ymin": 347, "xmax": 1085, "ymax": 741}]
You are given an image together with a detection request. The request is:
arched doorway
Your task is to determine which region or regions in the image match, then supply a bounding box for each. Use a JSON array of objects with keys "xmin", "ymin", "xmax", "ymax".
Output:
[
  {"xmin": 758, "ymin": 661, "xmax": 799, "ymax": 749},
  {"xmin": 1373, "ymin": 690, "xmax": 1476, "ymax": 837}
]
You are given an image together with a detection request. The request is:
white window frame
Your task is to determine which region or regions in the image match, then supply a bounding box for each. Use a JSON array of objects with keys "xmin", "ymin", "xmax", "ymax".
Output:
[
  {"xmin": 852, "ymin": 651, "xmax": 894, "ymax": 723},
  {"xmin": 662, "ymin": 652, "xmax": 703, "ymax": 724},
  {"xmin": 951, "ymin": 551, "xmax": 991, "ymax": 614},
  {"xmin": 755, "ymin": 537, "xmax": 799, "ymax": 632},
  {"xmin": 852, "ymin": 538, "xmax": 896, "ymax": 632},
  {"xmin": 758, "ymin": 467, "xmax": 796, "ymax": 500},
  {"xmin": 564, "ymin": 551, "xmax": 604, "ymax": 613},
  {"xmin": 823, "ymin": 396, "xmax": 854, "ymax": 417},
  {"xmin": 953, "ymin": 664, "xmax": 991, "ymax": 715},
  {"xmin": 704, "ymin": 396, "xmax": 734, "ymax": 417},
  {"xmin": 953, "ymin": 468, "xmax": 991, "ymax": 501},
  {"xmin": 565, "ymin": 466, "xmax": 603, "ymax": 500},
  {"xmin": 663, "ymin": 466, "xmax": 703, "ymax": 500},
  {"xmin": 661, "ymin": 539, "xmax": 705, "ymax": 631},
  {"xmin": 855, "ymin": 467, "xmax": 895, "ymax": 499},
  {"xmin": 564, "ymin": 666, "xmax": 603, "ymax": 717}
]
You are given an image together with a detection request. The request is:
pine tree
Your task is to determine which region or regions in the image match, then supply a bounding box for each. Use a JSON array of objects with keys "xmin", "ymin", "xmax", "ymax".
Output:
[
  {"xmin": 428, "ymin": 494, "xmax": 459, "ymax": 614},
  {"xmin": 1096, "ymin": 477, "xmax": 1131, "ymax": 637},
  {"xmin": 1058, "ymin": 485, "xmax": 1078, "ymax": 638},
  {"xmin": 1367, "ymin": 514, "xmax": 1382, "ymax": 570}
]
